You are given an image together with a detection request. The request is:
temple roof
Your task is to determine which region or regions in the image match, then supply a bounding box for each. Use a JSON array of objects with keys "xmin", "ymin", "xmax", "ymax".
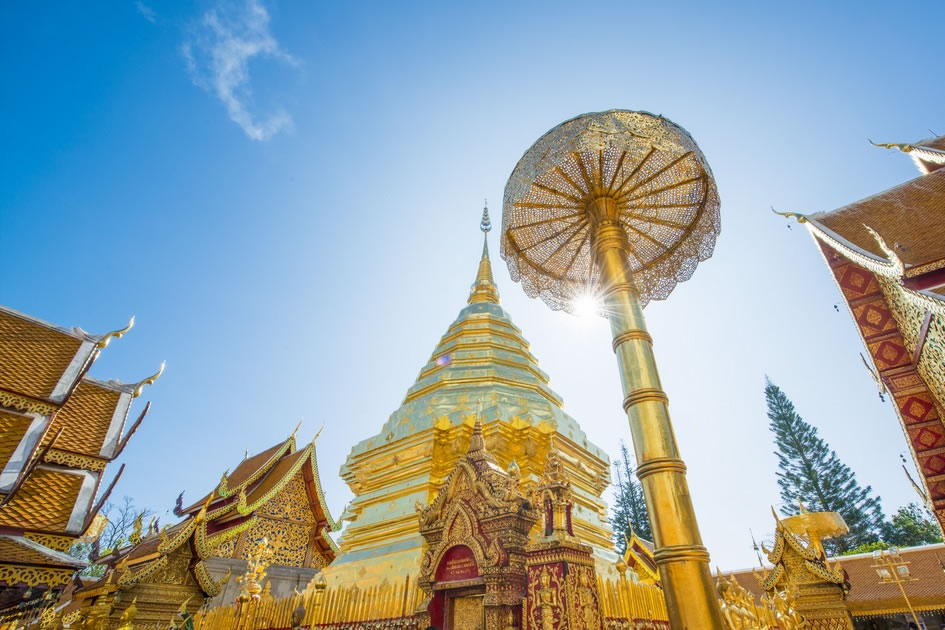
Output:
[
  {"xmin": 809, "ymin": 166, "xmax": 945, "ymax": 276},
  {"xmin": 178, "ymin": 437, "xmax": 293, "ymax": 514},
  {"xmin": 0, "ymin": 535, "xmax": 85, "ymax": 569},
  {"xmin": 98, "ymin": 426, "xmax": 340, "ymax": 598},
  {"xmin": 0, "ymin": 307, "xmax": 93, "ymax": 403},
  {"xmin": 725, "ymin": 543, "xmax": 945, "ymax": 618}
]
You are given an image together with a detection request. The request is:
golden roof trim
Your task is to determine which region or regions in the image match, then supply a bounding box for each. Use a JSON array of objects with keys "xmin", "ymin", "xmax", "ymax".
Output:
[
  {"xmin": 43, "ymin": 449, "xmax": 108, "ymax": 472},
  {"xmin": 0, "ymin": 389, "xmax": 57, "ymax": 416}
]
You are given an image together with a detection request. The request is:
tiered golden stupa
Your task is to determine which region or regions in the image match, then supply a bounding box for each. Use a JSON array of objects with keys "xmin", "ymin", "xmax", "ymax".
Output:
[{"xmin": 323, "ymin": 206, "xmax": 618, "ymax": 586}]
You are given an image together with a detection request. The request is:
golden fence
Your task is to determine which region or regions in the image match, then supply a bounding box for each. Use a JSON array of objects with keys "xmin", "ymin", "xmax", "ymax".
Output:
[
  {"xmin": 193, "ymin": 575, "xmax": 424, "ymax": 629},
  {"xmin": 193, "ymin": 575, "xmax": 668, "ymax": 629},
  {"xmin": 597, "ymin": 577, "xmax": 669, "ymax": 625}
]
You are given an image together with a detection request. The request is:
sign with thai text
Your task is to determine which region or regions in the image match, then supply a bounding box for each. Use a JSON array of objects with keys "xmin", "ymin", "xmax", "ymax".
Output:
[{"xmin": 436, "ymin": 545, "xmax": 479, "ymax": 582}]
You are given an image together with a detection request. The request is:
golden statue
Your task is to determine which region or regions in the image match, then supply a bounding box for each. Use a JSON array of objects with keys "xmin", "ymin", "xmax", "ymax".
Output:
[
  {"xmin": 535, "ymin": 568, "xmax": 559, "ymax": 630},
  {"xmin": 576, "ymin": 570, "xmax": 599, "ymax": 630}
]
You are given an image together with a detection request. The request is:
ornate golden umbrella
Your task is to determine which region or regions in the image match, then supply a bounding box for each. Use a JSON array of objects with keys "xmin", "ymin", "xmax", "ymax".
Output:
[{"xmin": 501, "ymin": 109, "xmax": 724, "ymax": 629}]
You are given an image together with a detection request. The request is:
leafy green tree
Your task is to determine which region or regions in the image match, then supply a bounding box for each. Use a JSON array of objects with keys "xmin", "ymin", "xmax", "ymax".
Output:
[
  {"xmin": 839, "ymin": 540, "xmax": 888, "ymax": 556},
  {"xmin": 765, "ymin": 378, "xmax": 885, "ymax": 553},
  {"xmin": 610, "ymin": 441, "xmax": 652, "ymax": 553},
  {"xmin": 882, "ymin": 503, "xmax": 943, "ymax": 548}
]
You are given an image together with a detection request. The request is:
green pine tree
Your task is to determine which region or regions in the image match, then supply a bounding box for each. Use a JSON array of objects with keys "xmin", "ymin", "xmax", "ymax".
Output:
[
  {"xmin": 765, "ymin": 378, "xmax": 885, "ymax": 553},
  {"xmin": 610, "ymin": 441, "xmax": 652, "ymax": 553}
]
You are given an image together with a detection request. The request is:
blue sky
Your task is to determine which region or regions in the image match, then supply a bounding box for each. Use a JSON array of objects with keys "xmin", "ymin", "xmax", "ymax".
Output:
[{"xmin": 2, "ymin": 1, "xmax": 943, "ymax": 569}]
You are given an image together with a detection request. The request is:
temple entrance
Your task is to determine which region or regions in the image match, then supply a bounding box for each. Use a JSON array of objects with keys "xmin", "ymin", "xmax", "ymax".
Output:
[{"xmin": 447, "ymin": 593, "xmax": 484, "ymax": 630}]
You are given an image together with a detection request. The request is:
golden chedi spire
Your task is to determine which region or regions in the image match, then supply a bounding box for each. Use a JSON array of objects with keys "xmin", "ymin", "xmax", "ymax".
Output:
[
  {"xmin": 468, "ymin": 201, "xmax": 500, "ymax": 305},
  {"xmin": 325, "ymin": 203, "xmax": 616, "ymax": 588}
]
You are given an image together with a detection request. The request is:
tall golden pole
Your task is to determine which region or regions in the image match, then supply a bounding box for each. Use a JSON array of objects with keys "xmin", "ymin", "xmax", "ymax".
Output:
[
  {"xmin": 501, "ymin": 110, "xmax": 725, "ymax": 629},
  {"xmin": 591, "ymin": 207, "xmax": 723, "ymax": 628}
]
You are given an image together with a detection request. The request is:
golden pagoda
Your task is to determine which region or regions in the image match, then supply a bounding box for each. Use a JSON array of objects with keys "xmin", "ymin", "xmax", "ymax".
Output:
[
  {"xmin": 0, "ymin": 305, "xmax": 159, "ymax": 622},
  {"xmin": 322, "ymin": 206, "xmax": 618, "ymax": 587}
]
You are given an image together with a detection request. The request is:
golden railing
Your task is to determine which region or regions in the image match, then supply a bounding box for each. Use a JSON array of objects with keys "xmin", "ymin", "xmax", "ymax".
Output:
[
  {"xmin": 597, "ymin": 577, "xmax": 669, "ymax": 625},
  {"xmin": 192, "ymin": 575, "xmax": 425, "ymax": 629},
  {"xmin": 192, "ymin": 574, "xmax": 672, "ymax": 629}
]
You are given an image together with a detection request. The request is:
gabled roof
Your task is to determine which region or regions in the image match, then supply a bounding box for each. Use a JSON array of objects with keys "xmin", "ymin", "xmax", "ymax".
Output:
[
  {"xmin": 178, "ymin": 437, "xmax": 293, "ymax": 514},
  {"xmin": 0, "ymin": 467, "xmax": 88, "ymax": 533},
  {"xmin": 809, "ymin": 167, "xmax": 945, "ymax": 277},
  {"xmin": 0, "ymin": 535, "xmax": 85, "ymax": 569},
  {"xmin": 0, "ymin": 307, "xmax": 93, "ymax": 404},
  {"xmin": 97, "ymin": 428, "xmax": 340, "ymax": 598}
]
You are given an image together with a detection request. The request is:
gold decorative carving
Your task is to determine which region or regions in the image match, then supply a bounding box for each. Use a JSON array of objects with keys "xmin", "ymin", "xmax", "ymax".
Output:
[
  {"xmin": 23, "ymin": 532, "xmax": 74, "ymax": 552},
  {"xmin": 0, "ymin": 389, "xmax": 55, "ymax": 416},
  {"xmin": 43, "ymin": 448, "xmax": 108, "ymax": 471},
  {"xmin": 0, "ymin": 563, "xmax": 73, "ymax": 588}
]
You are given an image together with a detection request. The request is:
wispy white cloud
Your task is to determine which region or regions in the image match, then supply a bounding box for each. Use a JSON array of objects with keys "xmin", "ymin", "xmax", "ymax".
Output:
[
  {"xmin": 182, "ymin": 0, "xmax": 299, "ymax": 141},
  {"xmin": 135, "ymin": 1, "xmax": 157, "ymax": 23}
]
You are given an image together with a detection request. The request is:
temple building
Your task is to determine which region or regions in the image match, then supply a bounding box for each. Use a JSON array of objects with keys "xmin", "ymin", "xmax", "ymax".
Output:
[
  {"xmin": 0, "ymin": 306, "xmax": 157, "ymax": 622},
  {"xmin": 726, "ymin": 542, "xmax": 945, "ymax": 629},
  {"xmin": 322, "ymin": 209, "xmax": 618, "ymax": 587},
  {"xmin": 58, "ymin": 426, "xmax": 339, "ymax": 628},
  {"xmin": 780, "ymin": 134, "xmax": 945, "ymax": 535},
  {"xmin": 620, "ymin": 529, "xmax": 659, "ymax": 586}
]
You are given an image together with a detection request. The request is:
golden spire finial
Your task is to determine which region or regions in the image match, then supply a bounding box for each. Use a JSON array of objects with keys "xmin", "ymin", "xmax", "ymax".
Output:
[
  {"xmin": 869, "ymin": 139, "xmax": 914, "ymax": 154},
  {"xmin": 771, "ymin": 206, "xmax": 808, "ymax": 224},
  {"xmin": 468, "ymin": 201, "xmax": 500, "ymax": 305},
  {"xmin": 96, "ymin": 316, "xmax": 135, "ymax": 349},
  {"xmin": 132, "ymin": 361, "xmax": 165, "ymax": 398}
]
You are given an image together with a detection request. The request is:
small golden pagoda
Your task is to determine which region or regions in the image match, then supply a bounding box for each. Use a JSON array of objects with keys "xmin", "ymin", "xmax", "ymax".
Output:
[
  {"xmin": 323, "ymin": 206, "xmax": 617, "ymax": 587},
  {"xmin": 0, "ymin": 305, "xmax": 159, "ymax": 621},
  {"xmin": 64, "ymin": 425, "xmax": 339, "ymax": 628},
  {"xmin": 777, "ymin": 133, "xmax": 945, "ymax": 535}
]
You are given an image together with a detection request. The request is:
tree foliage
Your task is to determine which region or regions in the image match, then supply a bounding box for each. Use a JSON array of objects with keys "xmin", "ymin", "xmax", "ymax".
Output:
[
  {"xmin": 765, "ymin": 378, "xmax": 885, "ymax": 553},
  {"xmin": 839, "ymin": 540, "xmax": 888, "ymax": 556},
  {"xmin": 68, "ymin": 496, "xmax": 153, "ymax": 577},
  {"xmin": 882, "ymin": 502, "xmax": 943, "ymax": 548},
  {"xmin": 610, "ymin": 441, "xmax": 652, "ymax": 553}
]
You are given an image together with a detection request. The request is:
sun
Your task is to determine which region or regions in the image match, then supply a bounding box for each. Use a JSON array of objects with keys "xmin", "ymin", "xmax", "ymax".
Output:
[{"xmin": 572, "ymin": 293, "xmax": 602, "ymax": 319}]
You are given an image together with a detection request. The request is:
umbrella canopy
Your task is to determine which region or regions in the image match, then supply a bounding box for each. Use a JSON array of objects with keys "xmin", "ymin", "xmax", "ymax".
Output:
[{"xmin": 501, "ymin": 109, "xmax": 721, "ymax": 311}]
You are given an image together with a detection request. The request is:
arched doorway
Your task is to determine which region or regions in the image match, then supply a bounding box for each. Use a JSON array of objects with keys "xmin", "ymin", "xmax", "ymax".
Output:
[{"xmin": 430, "ymin": 545, "xmax": 484, "ymax": 630}]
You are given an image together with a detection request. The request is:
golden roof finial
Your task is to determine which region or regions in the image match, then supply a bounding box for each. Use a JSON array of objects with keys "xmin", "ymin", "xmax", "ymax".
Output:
[
  {"xmin": 468, "ymin": 200, "xmax": 500, "ymax": 305},
  {"xmin": 217, "ymin": 469, "xmax": 229, "ymax": 496},
  {"xmin": 770, "ymin": 206, "xmax": 808, "ymax": 224},
  {"xmin": 869, "ymin": 139, "xmax": 914, "ymax": 154},
  {"xmin": 132, "ymin": 361, "xmax": 165, "ymax": 398},
  {"xmin": 96, "ymin": 316, "xmax": 135, "ymax": 349},
  {"xmin": 196, "ymin": 494, "xmax": 213, "ymax": 523}
]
